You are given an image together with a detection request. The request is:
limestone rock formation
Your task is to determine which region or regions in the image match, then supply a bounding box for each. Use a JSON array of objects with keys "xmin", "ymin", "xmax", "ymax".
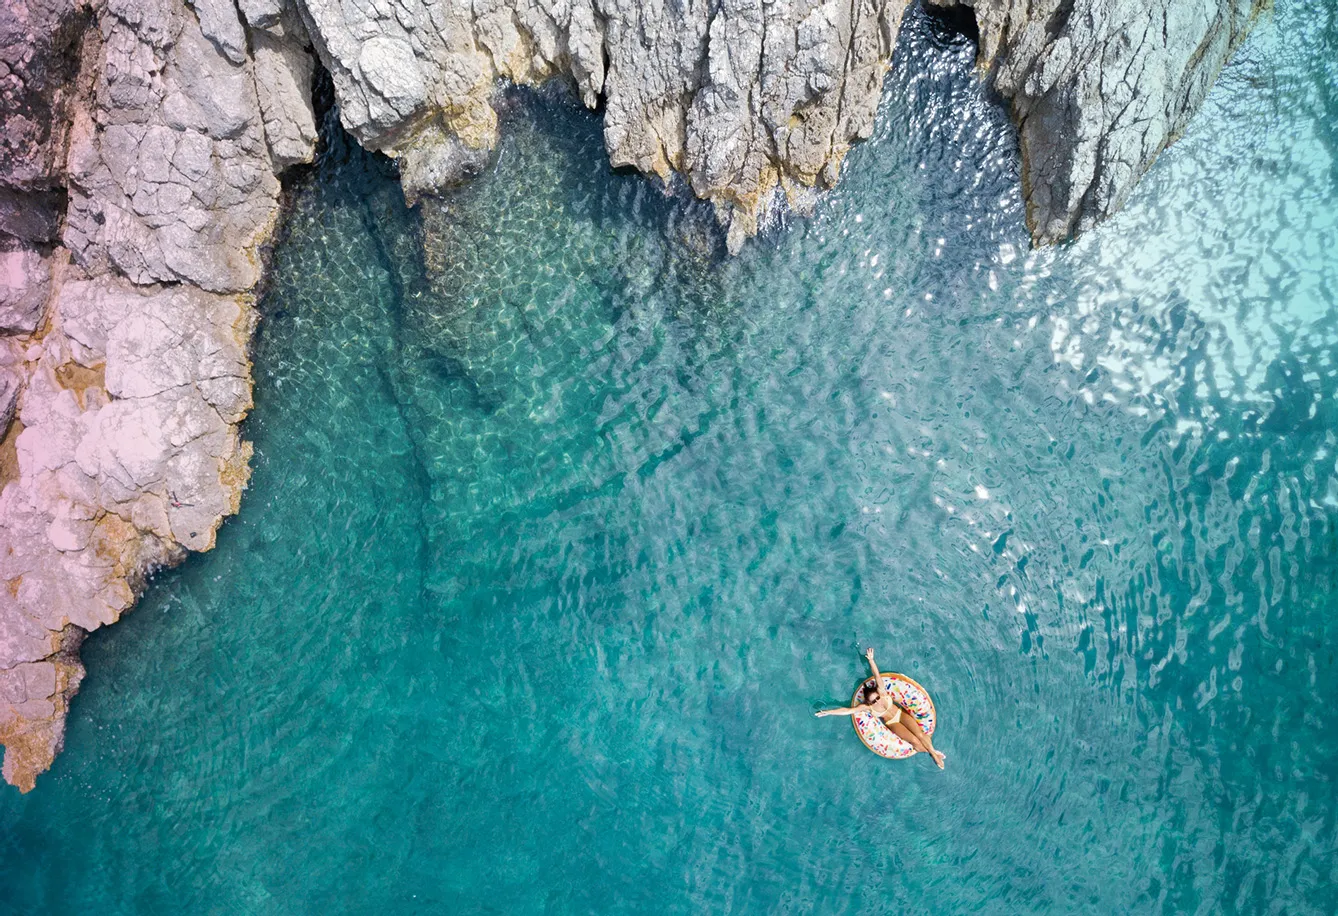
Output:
[
  {"xmin": 936, "ymin": 0, "xmax": 1272, "ymax": 243},
  {"xmin": 0, "ymin": 0, "xmax": 315, "ymax": 791},
  {"xmin": 62, "ymin": 0, "xmax": 287, "ymax": 292},
  {"xmin": 298, "ymin": 0, "xmax": 911, "ymax": 250},
  {"xmin": 293, "ymin": 0, "xmax": 1266, "ymax": 249},
  {"xmin": 0, "ymin": 267, "xmax": 258, "ymax": 791},
  {"xmin": 0, "ymin": 246, "xmax": 50, "ymax": 333}
]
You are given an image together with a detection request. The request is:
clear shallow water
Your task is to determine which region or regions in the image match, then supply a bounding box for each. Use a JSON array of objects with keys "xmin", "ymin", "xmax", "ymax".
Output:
[{"xmin": 3, "ymin": 5, "xmax": 1337, "ymax": 913}]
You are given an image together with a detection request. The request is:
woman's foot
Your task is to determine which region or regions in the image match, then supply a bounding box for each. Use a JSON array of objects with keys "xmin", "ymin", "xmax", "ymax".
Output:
[{"xmin": 930, "ymin": 750, "xmax": 946, "ymax": 769}]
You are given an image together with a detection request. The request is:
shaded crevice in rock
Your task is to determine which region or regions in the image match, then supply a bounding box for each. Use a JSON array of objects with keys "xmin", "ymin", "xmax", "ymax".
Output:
[{"xmin": 0, "ymin": 0, "xmax": 90, "ymax": 246}]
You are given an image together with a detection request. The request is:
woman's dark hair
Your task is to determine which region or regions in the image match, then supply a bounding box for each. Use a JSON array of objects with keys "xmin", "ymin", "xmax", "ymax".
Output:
[{"xmin": 863, "ymin": 682, "xmax": 881, "ymax": 704}]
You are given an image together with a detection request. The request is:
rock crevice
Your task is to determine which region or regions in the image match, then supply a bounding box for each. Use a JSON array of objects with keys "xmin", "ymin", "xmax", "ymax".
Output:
[{"xmin": 942, "ymin": 0, "xmax": 1270, "ymax": 242}]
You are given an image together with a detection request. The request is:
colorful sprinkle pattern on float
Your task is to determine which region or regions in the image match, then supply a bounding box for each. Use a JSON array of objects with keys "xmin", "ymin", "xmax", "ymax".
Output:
[{"xmin": 851, "ymin": 674, "xmax": 937, "ymax": 759}]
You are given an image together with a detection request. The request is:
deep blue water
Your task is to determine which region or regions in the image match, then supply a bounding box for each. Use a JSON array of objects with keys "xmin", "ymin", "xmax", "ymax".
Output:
[{"xmin": 2, "ymin": 5, "xmax": 1337, "ymax": 914}]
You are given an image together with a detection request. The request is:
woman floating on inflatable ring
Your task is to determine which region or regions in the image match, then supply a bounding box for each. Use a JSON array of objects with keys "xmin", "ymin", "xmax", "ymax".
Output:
[{"xmin": 815, "ymin": 647, "xmax": 947, "ymax": 769}]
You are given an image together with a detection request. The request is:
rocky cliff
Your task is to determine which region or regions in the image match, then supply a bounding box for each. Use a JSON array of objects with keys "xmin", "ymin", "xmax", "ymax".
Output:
[
  {"xmin": 0, "ymin": 0, "xmax": 315, "ymax": 791},
  {"xmin": 943, "ymin": 0, "xmax": 1270, "ymax": 243},
  {"xmin": 294, "ymin": 0, "xmax": 1269, "ymax": 250},
  {"xmin": 0, "ymin": 0, "xmax": 1264, "ymax": 790}
]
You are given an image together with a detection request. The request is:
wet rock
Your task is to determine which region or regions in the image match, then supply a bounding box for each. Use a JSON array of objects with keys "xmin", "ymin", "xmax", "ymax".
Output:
[{"xmin": 398, "ymin": 121, "xmax": 490, "ymax": 204}]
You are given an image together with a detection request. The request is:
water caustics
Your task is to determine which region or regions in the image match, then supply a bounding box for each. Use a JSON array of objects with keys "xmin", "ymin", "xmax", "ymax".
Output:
[{"xmin": 1, "ymin": 3, "xmax": 1335, "ymax": 913}]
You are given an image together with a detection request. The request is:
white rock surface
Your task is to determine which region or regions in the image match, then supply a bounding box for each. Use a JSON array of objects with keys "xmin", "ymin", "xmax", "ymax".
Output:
[
  {"xmin": 253, "ymin": 30, "xmax": 319, "ymax": 168},
  {"xmin": 0, "ymin": 245, "xmax": 51, "ymax": 333},
  {"xmin": 0, "ymin": 266, "xmax": 257, "ymax": 790},
  {"xmin": 1, "ymin": 0, "xmax": 311, "ymax": 791},
  {"xmin": 188, "ymin": 0, "xmax": 249, "ymax": 65},
  {"xmin": 62, "ymin": 0, "xmax": 287, "ymax": 292}
]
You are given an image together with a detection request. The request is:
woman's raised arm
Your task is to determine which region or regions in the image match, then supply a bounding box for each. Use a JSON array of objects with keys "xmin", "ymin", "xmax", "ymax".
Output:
[{"xmin": 864, "ymin": 647, "xmax": 882, "ymax": 682}]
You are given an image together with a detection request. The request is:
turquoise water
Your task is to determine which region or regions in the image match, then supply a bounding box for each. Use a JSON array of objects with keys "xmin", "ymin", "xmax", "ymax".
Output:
[{"xmin": 4, "ymin": 5, "xmax": 1338, "ymax": 913}]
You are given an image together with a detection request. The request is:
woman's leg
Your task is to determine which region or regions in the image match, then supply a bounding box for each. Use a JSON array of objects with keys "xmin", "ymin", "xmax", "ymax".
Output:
[
  {"xmin": 886, "ymin": 719, "xmax": 929, "ymax": 754},
  {"xmin": 888, "ymin": 713, "xmax": 946, "ymax": 768}
]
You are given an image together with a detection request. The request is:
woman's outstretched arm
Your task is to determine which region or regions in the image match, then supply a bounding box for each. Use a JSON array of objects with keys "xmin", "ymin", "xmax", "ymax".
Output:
[
  {"xmin": 815, "ymin": 705, "xmax": 869, "ymax": 718},
  {"xmin": 864, "ymin": 647, "xmax": 882, "ymax": 682}
]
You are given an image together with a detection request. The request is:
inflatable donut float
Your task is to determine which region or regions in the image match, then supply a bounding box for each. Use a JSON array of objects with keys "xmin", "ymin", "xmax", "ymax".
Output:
[{"xmin": 851, "ymin": 673, "xmax": 937, "ymax": 759}]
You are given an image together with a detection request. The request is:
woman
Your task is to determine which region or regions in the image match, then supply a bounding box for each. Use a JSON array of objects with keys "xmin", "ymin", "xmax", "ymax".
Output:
[{"xmin": 815, "ymin": 647, "xmax": 946, "ymax": 769}]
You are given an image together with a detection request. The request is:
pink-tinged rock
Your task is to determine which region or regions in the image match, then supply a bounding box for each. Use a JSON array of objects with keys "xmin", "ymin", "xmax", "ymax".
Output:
[
  {"xmin": 45, "ymin": 499, "xmax": 96, "ymax": 552},
  {"xmin": 1, "ymin": 0, "xmax": 312, "ymax": 792},
  {"xmin": 0, "ymin": 269, "xmax": 255, "ymax": 789},
  {"xmin": 0, "ymin": 246, "xmax": 51, "ymax": 333}
]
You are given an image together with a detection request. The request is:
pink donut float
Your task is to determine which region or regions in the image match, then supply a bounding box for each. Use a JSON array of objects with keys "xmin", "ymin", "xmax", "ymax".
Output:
[{"xmin": 851, "ymin": 673, "xmax": 937, "ymax": 759}]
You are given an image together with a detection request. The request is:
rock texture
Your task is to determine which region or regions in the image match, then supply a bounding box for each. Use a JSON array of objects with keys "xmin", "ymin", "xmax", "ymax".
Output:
[
  {"xmin": 299, "ymin": 0, "xmax": 912, "ymax": 250},
  {"xmin": 937, "ymin": 0, "xmax": 1272, "ymax": 242},
  {"xmin": 293, "ymin": 0, "xmax": 1266, "ymax": 249},
  {"xmin": 0, "ymin": 0, "xmax": 315, "ymax": 791},
  {"xmin": 1, "ymin": 0, "xmax": 1261, "ymax": 791},
  {"xmin": 0, "ymin": 0, "xmax": 85, "ymax": 246}
]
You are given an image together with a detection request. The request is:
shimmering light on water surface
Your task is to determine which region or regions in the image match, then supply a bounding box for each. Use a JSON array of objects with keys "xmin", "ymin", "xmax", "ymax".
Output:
[{"xmin": 1, "ymin": 4, "xmax": 1335, "ymax": 914}]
